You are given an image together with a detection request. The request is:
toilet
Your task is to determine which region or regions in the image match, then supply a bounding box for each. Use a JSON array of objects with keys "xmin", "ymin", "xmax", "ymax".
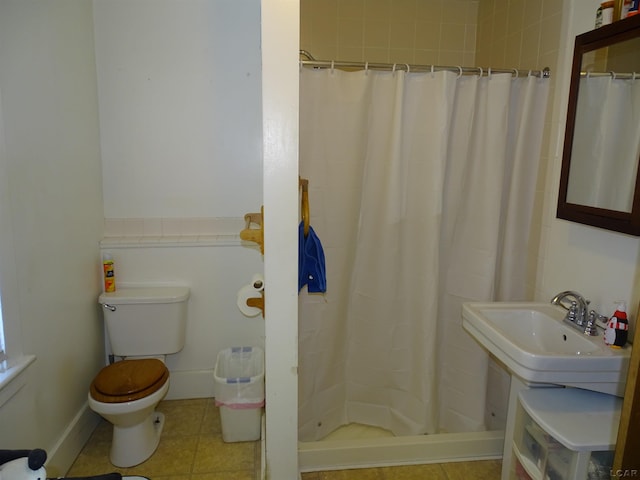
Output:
[{"xmin": 88, "ymin": 286, "xmax": 190, "ymax": 467}]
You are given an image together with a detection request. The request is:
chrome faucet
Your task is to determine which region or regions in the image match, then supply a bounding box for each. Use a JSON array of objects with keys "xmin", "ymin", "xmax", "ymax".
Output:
[{"xmin": 550, "ymin": 290, "xmax": 602, "ymax": 336}]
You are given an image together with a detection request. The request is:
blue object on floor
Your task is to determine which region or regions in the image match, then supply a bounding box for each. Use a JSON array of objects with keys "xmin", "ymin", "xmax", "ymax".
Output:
[{"xmin": 298, "ymin": 221, "xmax": 327, "ymax": 293}]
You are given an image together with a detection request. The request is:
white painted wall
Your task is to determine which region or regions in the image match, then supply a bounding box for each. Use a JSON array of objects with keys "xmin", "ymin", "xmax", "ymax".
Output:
[
  {"xmin": 0, "ymin": 0, "xmax": 105, "ymax": 474},
  {"xmin": 94, "ymin": 0, "xmax": 263, "ymax": 218},
  {"xmin": 0, "ymin": 0, "xmax": 265, "ymax": 475},
  {"xmin": 537, "ymin": 0, "xmax": 640, "ymax": 330},
  {"xmin": 92, "ymin": 0, "xmax": 265, "ymax": 398}
]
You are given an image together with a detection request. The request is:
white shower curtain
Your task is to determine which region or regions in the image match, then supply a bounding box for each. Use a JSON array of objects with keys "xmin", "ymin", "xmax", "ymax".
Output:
[
  {"xmin": 298, "ymin": 67, "xmax": 549, "ymax": 441},
  {"xmin": 567, "ymin": 76, "xmax": 640, "ymax": 212}
]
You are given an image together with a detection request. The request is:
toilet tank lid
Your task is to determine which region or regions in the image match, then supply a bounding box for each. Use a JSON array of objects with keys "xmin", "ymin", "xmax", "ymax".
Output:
[{"xmin": 99, "ymin": 286, "xmax": 190, "ymax": 305}]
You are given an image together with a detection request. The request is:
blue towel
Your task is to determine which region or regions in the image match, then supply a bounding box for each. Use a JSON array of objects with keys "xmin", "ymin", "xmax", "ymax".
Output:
[{"xmin": 298, "ymin": 221, "xmax": 327, "ymax": 293}]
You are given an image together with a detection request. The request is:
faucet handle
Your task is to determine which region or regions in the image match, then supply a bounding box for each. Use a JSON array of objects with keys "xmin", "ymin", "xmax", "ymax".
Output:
[
  {"xmin": 584, "ymin": 310, "xmax": 599, "ymax": 336},
  {"xmin": 575, "ymin": 301, "xmax": 586, "ymax": 326},
  {"xmin": 567, "ymin": 301, "xmax": 578, "ymax": 322}
]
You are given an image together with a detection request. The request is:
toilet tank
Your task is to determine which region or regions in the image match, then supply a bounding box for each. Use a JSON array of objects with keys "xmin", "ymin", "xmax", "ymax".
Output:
[{"xmin": 98, "ymin": 286, "xmax": 190, "ymax": 357}]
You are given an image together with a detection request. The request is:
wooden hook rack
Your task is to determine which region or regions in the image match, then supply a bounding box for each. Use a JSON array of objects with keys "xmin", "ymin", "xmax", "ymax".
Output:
[
  {"xmin": 300, "ymin": 177, "xmax": 310, "ymax": 237},
  {"xmin": 239, "ymin": 206, "xmax": 264, "ymax": 254}
]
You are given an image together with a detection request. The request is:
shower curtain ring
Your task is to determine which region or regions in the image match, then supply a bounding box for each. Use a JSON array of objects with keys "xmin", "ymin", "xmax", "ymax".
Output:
[
  {"xmin": 633, "ymin": 72, "xmax": 637, "ymax": 81},
  {"xmin": 365, "ymin": 61, "xmax": 369, "ymax": 75},
  {"xmin": 488, "ymin": 67, "xmax": 492, "ymax": 78},
  {"xmin": 477, "ymin": 67, "xmax": 483, "ymax": 77},
  {"xmin": 405, "ymin": 64, "xmax": 410, "ymax": 73},
  {"xmin": 330, "ymin": 60, "xmax": 335, "ymax": 74},
  {"xmin": 392, "ymin": 63, "xmax": 397, "ymax": 74},
  {"xmin": 457, "ymin": 66, "xmax": 463, "ymax": 78},
  {"xmin": 431, "ymin": 65, "xmax": 435, "ymax": 78},
  {"xmin": 512, "ymin": 68, "xmax": 519, "ymax": 79},
  {"xmin": 609, "ymin": 71, "xmax": 617, "ymax": 79}
]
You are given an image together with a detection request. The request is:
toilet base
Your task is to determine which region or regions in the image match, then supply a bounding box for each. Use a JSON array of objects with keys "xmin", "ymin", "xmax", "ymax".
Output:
[{"xmin": 110, "ymin": 411, "xmax": 165, "ymax": 467}]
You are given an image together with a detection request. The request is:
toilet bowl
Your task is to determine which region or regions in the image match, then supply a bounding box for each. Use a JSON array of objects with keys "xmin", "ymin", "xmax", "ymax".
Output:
[
  {"xmin": 90, "ymin": 285, "xmax": 190, "ymax": 467},
  {"xmin": 88, "ymin": 358, "xmax": 170, "ymax": 467}
]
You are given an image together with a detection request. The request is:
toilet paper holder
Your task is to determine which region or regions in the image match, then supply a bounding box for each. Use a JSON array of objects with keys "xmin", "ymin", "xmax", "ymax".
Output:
[
  {"xmin": 246, "ymin": 293, "xmax": 264, "ymax": 317},
  {"xmin": 237, "ymin": 273, "xmax": 265, "ymax": 318}
]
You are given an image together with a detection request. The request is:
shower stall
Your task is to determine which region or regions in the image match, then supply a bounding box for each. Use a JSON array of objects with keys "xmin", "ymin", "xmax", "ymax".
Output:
[{"xmin": 296, "ymin": 52, "xmax": 551, "ymax": 469}]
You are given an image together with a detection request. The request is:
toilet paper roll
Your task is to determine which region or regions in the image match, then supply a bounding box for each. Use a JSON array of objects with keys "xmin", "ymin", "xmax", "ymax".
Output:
[
  {"xmin": 237, "ymin": 284, "xmax": 262, "ymax": 317},
  {"xmin": 251, "ymin": 273, "xmax": 265, "ymax": 291}
]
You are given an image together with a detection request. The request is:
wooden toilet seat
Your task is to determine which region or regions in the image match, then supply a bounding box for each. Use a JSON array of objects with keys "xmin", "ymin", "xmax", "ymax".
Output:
[{"xmin": 90, "ymin": 358, "xmax": 169, "ymax": 403}]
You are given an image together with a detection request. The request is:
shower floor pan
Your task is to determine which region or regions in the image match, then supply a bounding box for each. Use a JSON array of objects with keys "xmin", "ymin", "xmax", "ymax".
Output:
[{"xmin": 298, "ymin": 424, "xmax": 503, "ymax": 472}]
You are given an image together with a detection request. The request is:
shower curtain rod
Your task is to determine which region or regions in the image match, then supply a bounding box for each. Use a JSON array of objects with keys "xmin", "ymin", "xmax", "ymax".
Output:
[
  {"xmin": 299, "ymin": 50, "xmax": 551, "ymax": 79},
  {"xmin": 580, "ymin": 71, "xmax": 639, "ymax": 79}
]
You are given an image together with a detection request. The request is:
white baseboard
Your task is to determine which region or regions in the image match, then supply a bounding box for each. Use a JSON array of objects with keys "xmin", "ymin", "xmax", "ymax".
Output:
[{"xmin": 46, "ymin": 402, "xmax": 102, "ymax": 477}]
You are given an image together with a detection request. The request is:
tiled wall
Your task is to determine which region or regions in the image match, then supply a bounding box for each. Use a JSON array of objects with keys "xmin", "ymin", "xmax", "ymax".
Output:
[
  {"xmin": 475, "ymin": 0, "xmax": 563, "ymax": 302},
  {"xmin": 475, "ymin": 0, "xmax": 563, "ymax": 70},
  {"xmin": 300, "ymin": 0, "xmax": 480, "ymax": 66},
  {"xmin": 300, "ymin": 0, "xmax": 562, "ymax": 70}
]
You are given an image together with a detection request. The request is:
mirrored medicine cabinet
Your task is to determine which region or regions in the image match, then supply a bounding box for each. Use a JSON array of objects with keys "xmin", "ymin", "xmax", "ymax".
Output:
[{"xmin": 557, "ymin": 14, "xmax": 640, "ymax": 235}]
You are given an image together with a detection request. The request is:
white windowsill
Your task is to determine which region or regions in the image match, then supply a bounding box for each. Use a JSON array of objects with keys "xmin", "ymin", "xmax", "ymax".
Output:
[{"xmin": 0, "ymin": 355, "xmax": 36, "ymax": 408}]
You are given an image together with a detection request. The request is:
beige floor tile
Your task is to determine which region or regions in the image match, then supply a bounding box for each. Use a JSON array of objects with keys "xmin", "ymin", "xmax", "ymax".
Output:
[
  {"xmin": 319, "ymin": 468, "xmax": 385, "ymax": 480},
  {"xmin": 201, "ymin": 398, "xmax": 223, "ymax": 434},
  {"xmin": 301, "ymin": 472, "xmax": 321, "ymax": 480},
  {"xmin": 192, "ymin": 434, "xmax": 256, "ymax": 473},
  {"xmin": 88, "ymin": 419, "xmax": 114, "ymax": 444},
  {"xmin": 158, "ymin": 398, "xmax": 208, "ymax": 437},
  {"xmin": 117, "ymin": 435, "xmax": 199, "ymax": 477},
  {"xmin": 191, "ymin": 471, "xmax": 255, "ymax": 480},
  {"xmin": 379, "ymin": 463, "xmax": 449, "ymax": 479},
  {"xmin": 67, "ymin": 425, "xmax": 118, "ymax": 477},
  {"xmin": 440, "ymin": 460, "xmax": 502, "ymax": 480},
  {"xmin": 67, "ymin": 449, "xmax": 118, "ymax": 477}
]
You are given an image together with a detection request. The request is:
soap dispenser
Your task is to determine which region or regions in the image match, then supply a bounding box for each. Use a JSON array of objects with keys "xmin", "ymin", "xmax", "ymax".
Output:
[{"xmin": 604, "ymin": 301, "xmax": 629, "ymax": 348}]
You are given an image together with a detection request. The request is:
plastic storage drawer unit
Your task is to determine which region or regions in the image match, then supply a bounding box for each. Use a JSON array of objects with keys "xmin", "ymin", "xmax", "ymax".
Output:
[{"xmin": 511, "ymin": 388, "xmax": 621, "ymax": 480}]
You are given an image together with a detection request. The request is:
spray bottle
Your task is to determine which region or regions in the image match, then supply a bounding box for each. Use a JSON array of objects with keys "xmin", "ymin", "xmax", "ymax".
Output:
[{"xmin": 102, "ymin": 253, "xmax": 116, "ymax": 293}]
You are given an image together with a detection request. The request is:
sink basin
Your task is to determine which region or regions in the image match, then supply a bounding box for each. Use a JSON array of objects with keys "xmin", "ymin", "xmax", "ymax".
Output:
[
  {"xmin": 462, "ymin": 302, "xmax": 631, "ymax": 396},
  {"xmin": 482, "ymin": 307, "xmax": 600, "ymax": 355}
]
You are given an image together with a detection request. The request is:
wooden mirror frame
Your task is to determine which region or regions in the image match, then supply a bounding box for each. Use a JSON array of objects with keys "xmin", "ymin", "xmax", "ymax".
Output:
[{"xmin": 557, "ymin": 14, "xmax": 640, "ymax": 235}]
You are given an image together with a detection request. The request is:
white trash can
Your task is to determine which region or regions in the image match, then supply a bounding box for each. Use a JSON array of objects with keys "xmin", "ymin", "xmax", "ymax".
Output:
[{"xmin": 214, "ymin": 346, "xmax": 264, "ymax": 442}]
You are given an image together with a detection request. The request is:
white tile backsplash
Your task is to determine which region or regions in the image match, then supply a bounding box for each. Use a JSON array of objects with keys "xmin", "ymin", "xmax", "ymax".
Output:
[
  {"xmin": 142, "ymin": 218, "xmax": 162, "ymax": 236},
  {"xmin": 104, "ymin": 217, "xmax": 247, "ymax": 238}
]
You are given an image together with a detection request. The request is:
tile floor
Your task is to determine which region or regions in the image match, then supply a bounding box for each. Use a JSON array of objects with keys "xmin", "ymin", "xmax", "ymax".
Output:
[
  {"xmin": 69, "ymin": 398, "xmax": 259, "ymax": 480},
  {"xmin": 68, "ymin": 398, "xmax": 502, "ymax": 480}
]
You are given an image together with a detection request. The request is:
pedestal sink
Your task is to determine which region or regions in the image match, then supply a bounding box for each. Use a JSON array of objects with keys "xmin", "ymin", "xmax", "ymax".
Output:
[
  {"xmin": 462, "ymin": 302, "xmax": 630, "ymax": 395},
  {"xmin": 462, "ymin": 302, "xmax": 631, "ymax": 480}
]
